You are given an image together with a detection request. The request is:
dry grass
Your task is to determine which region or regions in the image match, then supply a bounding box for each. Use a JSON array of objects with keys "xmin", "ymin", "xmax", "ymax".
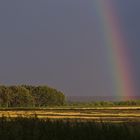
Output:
[{"xmin": 0, "ymin": 107, "xmax": 140, "ymax": 122}]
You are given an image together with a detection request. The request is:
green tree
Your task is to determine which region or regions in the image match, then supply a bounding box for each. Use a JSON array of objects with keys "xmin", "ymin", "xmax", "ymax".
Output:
[
  {"xmin": 9, "ymin": 86, "xmax": 34, "ymax": 107},
  {"xmin": 0, "ymin": 86, "xmax": 11, "ymax": 107}
]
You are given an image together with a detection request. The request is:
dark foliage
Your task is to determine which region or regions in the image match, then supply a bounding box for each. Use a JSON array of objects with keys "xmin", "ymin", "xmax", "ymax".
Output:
[
  {"xmin": 0, "ymin": 85, "xmax": 65, "ymax": 107},
  {"xmin": 67, "ymin": 100, "xmax": 140, "ymax": 107},
  {"xmin": 0, "ymin": 117, "xmax": 140, "ymax": 140}
]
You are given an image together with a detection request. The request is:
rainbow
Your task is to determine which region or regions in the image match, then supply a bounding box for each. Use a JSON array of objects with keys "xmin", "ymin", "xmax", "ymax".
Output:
[{"xmin": 95, "ymin": 0, "xmax": 135, "ymax": 100}]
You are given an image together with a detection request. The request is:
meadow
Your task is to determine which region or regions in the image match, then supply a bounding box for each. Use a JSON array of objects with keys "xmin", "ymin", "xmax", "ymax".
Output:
[
  {"xmin": 1, "ymin": 86, "xmax": 140, "ymax": 139},
  {"xmin": 0, "ymin": 107, "xmax": 140, "ymax": 122},
  {"xmin": 0, "ymin": 116, "xmax": 140, "ymax": 140},
  {"xmin": 0, "ymin": 107, "xmax": 140, "ymax": 139}
]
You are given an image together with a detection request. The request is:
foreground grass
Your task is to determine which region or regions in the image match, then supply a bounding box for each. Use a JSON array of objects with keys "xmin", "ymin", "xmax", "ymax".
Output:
[{"xmin": 0, "ymin": 117, "xmax": 140, "ymax": 140}]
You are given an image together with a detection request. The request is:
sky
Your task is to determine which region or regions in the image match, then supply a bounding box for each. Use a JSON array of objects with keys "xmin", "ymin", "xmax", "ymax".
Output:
[{"xmin": 0, "ymin": 0, "xmax": 140, "ymax": 96}]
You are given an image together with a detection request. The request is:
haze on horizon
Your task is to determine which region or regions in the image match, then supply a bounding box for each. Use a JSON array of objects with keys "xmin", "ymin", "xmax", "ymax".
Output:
[{"xmin": 0, "ymin": 0, "xmax": 140, "ymax": 97}]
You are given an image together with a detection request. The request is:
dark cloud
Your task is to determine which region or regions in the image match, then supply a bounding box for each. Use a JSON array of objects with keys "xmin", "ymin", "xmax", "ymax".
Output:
[{"xmin": 0, "ymin": 0, "xmax": 139, "ymax": 96}]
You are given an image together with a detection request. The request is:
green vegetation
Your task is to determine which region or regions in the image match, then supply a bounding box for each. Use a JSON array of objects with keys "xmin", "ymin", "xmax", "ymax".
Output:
[
  {"xmin": 0, "ymin": 85, "xmax": 65, "ymax": 107},
  {"xmin": 0, "ymin": 85, "xmax": 140, "ymax": 108},
  {"xmin": 0, "ymin": 117, "xmax": 139, "ymax": 140},
  {"xmin": 0, "ymin": 85, "xmax": 140, "ymax": 140},
  {"xmin": 67, "ymin": 100, "xmax": 140, "ymax": 107}
]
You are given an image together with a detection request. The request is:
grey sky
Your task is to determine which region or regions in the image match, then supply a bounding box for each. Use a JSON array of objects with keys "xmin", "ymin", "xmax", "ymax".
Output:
[{"xmin": 0, "ymin": 0, "xmax": 139, "ymax": 96}]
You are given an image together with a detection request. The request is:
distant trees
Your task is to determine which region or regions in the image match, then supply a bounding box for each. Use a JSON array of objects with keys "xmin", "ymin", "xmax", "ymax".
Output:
[
  {"xmin": 1, "ymin": 85, "xmax": 140, "ymax": 108},
  {"xmin": 67, "ymin": 100, "xmax": 140, "ymax": 107},
  {"xmin": 0, "ymin": 85, "xmax": 65, "ymax": 107}
]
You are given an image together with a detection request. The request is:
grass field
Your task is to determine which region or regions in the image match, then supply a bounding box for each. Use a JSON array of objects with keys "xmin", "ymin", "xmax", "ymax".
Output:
[
  {"xmin": 0, "ymin": 117, "xmax": 140, "ymax": 140},
  {"xmin": 0, "ymin": 107, "xmax": 140, "ymax": 122},
  {"xmin": 0, "ymin": 107, "xmax": 140, "ymax": 139}
]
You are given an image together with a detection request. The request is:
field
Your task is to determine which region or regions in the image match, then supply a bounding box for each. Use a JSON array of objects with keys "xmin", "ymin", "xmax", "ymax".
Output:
[
  {"xmin": 1, "ymin": 107, "xmax": 140, "ymax": 122},
  {"xmin": 0, "ymin": 117, "xmax": 140, "ymax": 140},
  {"xmin": 0, "ymin": 107, "xmax": 140, "ymax": 139}
]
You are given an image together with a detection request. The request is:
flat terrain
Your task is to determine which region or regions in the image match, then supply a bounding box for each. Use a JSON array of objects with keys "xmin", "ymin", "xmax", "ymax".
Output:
[{"xmin": 0, "ymin": 107, "xmax": 140, "ymax": 122}]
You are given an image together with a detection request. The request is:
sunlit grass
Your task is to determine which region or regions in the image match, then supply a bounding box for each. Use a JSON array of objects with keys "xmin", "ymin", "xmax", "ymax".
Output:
[{"xmin": 0, "ymin": 107, "xmax": 140, "ymax": 122}]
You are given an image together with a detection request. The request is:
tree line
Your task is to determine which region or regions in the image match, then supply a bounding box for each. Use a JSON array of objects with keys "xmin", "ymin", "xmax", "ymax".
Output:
[
  {"xmin": 0, "ymin": 85, "xmax": 65, "ymax": 107},
  {"xmin": 68, "ymin": 100, "xmax": 140, "ymax": 107}
]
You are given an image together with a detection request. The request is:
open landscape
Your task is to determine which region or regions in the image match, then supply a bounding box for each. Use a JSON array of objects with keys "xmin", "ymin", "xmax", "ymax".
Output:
[
  {"xmin": 0, "ymin": 107, "xmax": 140, "ymax": 140},
  {"xmin": 0, "ymin": 85, "xmax": 140, "ymax": 139},
  {"xmin": 1, "ymin": 107, "xmax": 140, "ymax": 122},
  {"xmin": 0, "ymin": 0, "xmax": 140, "ymax": 139}
]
